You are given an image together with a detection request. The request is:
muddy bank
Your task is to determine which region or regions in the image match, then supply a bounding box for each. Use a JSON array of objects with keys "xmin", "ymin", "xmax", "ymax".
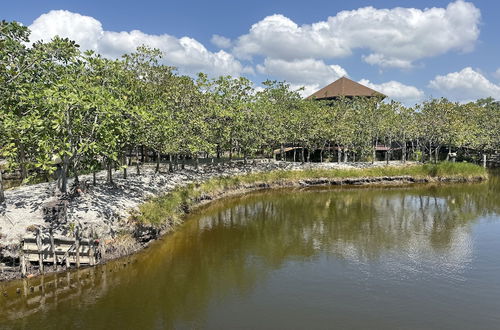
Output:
[{"xmin": 0, "ymin": 160, "xmax": 485, "ymax": 281}]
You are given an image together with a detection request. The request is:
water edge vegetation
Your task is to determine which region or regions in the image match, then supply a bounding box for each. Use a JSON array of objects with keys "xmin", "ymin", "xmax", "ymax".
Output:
[{"xmin": 135, "ymin": 162, "xmax": 488, "ymax": 226}]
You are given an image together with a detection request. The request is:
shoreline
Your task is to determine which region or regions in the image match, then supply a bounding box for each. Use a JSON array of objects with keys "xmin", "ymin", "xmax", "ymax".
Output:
[{"xmin": 0, "ymin": 161, "xmax": 488, "ymax": 282}]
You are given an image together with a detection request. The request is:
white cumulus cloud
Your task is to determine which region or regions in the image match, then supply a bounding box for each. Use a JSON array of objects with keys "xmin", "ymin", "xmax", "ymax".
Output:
[
  {"xmin": 428, "ymin": 67, "xmax": 500, "ymax": 102},
  {"xmin": 28, "ymin": 10, "xmax": 245, "ymax": 77},
  {"xmin": 233, "ymin": 1, "xmax": 480, "ymax": 68},
  {"xmin": 289, "ymin": 84, "xmax": 324, "ymax": 98},
  {"xmin": 362, "ymin": 54, "xmax": 413, "ymax": 70},
  {"xmin": 211, "ymin": 34, "xmax": 232, "ymax": 49},
  {"xmin": 359, "ymin": 79, "xmax": 425, "ymax": 104},
  {"xmin": 256, "ymin": 58, "xmax": 347, "ymax": 86},
  {"xmin": 493, "ymin": 68, "xmax": 500, "ymax": 80},
  {"xmin": 29, "ymin": 10, "xmax": 103, "ymax": 51}
]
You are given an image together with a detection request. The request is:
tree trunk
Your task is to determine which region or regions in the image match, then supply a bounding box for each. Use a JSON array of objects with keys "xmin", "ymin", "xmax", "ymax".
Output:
[
  {"xmin": 229, "ymin": 138, "xmax": 233, "ymax": 161},
  {"xmin": 0, "ymin": 168, "xmax": 5, "ymax": 204},
  {"xmin": 19, "ymin": 143, "xmax": 27, "ymax": 180},
  {"xmin": 122, "ymin": 153, "xmax": 127, "ymax": 179},
  {"xmin": 168, "ymin": 154, "xmax": 173, "ymax": 172},
  {"xmin": 418, "ymin": 140, "xmax": 425, "ymax": 162},
  {"xmin": 338, "ymin": 145, "xmax": 342, "ymax": 163},
  {"xmin": 301, "ymin": 147, "xmax": 305, "ymax": 164},
  {"xmin": 428, "ymin": 141, "xmax": 432, "ymax": 163},
  {"xmin": 343, "ymin": 149, "xmax": 348, "ymax": 162},
  {"xmin": 483, "ymin": 153, "xmax": 487, "ymax": 168},
  {"xmin": 280, "ymin": 144, "xmax": 285, "ymax": 162},
  {"xmin": 107, "ymin": 159, "xmax": 113, "ymax": 184},
  {"xmin": 195, "ymin": 154, "xmax": 199, "ymax": 169},
  {"xmin": 136, "ymin": 147, "xmax": 141, "ymax": 175},
  {"xmin": 92, "ymin": 171, "xmax": 97, "ymax": 185},
  {"xmin": 411, "ymin": 140, "xmax": 415, "ymax": 162},
  {"xmin": 386, "ymin": 139, "xmax": 392, "ymax": 165},
  {"xmin": 73, "ymin": 167, "xmax": 80, "ymax": 186},
  {"xmin": 435, "ymin": 146, "xmax": 440, "ymax": 163},
  {"xmin": 140, "ymin": 145, "xmax": 145, "ymax": 163},
  {"xmin": 61, "ymin": 156, "xmax": 69, "ymax": 193},
  {"xmin": 373, "ymin": 137, "xmax": 377, "ymax": 164},
  {"xmin": 293, "ymin": 146, "xmax": 297, "ymax": 162},
  {"xmin": 402, "ymin": 139, "xmax": 407, "ymax": 163},
  {"xmin": 155, "ymin": 151, "xmax": 161, "ymax": 173}
]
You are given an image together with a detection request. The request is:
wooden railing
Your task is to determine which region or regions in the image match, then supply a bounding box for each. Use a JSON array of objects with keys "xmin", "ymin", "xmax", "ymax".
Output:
[{"xmin": 20, "ymin": 230, "xmax": 100, "ymax": 275}]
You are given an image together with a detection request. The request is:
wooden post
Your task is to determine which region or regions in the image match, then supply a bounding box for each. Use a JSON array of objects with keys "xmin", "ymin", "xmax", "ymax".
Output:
[
  {"xmin": 63, "ymin": 247, "xmax": 71, "ymax": 268},
  {"xmin": 36, "ymin": 228, "xmax": 44, "ymax": 274},
  {"xmin": 89, "ymin": 242, "xmax": 95, "ymax": 266},
  {"xmin": 20, "ymin": 248, "xmax": 27, "ymax": 278},
  {"xmin": 75, "ymin": 227, "xmax": 80, "ymax": 268},
  {"xmin": 49, "ymin": 228, "xmax": 56, "ymax": 267},
  {"xmin": 89, "ymin": 227, "xmax": 95, "ymax": 266}
]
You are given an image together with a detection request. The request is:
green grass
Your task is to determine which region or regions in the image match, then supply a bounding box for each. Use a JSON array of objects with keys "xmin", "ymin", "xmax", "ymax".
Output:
[{"xmin": 134, "ymin": 162, "xmax": 487, "ymax": 226}]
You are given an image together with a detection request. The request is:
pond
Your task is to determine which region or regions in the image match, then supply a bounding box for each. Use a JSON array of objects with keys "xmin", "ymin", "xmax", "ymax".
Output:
[{"xmin": 1, "ymin": 173, "xmax": 499, "ymax": 329}]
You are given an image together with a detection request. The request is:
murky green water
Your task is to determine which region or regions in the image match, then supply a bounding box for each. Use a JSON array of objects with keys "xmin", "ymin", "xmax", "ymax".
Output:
[{"xmin": 1, "ymin": 174, "xmax": 500, "ymax": 329}]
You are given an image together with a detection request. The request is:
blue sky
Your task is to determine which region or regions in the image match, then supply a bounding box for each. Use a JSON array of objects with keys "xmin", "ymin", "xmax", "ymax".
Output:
[{"xmin": 3, "ymin": 0, "xmax": 500, "ymax": 104}]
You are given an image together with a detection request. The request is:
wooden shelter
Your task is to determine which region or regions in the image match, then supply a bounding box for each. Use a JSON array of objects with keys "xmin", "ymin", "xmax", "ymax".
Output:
[{"xmin": 307, "ymin": 77, "xmax": 386, "ymax": 101}]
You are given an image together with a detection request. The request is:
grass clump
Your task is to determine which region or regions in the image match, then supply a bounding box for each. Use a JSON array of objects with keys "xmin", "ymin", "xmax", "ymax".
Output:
[
  {"xmin": 135, "ymin": 162, "xmax": 487, "ymax": 226},
  {"xmin": 421, "ymin": 162, "xmax": 488, "ymax": 178}
]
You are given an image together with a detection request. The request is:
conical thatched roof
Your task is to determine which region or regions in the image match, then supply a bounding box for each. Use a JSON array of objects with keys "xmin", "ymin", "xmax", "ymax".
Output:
[{"xmin": 307, "ymin": 77, "xmax": 385, "ymax": 100}]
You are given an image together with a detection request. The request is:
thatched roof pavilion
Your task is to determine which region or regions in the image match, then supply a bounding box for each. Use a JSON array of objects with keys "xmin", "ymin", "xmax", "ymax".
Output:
[{"xmin": 307, "ymin": 77, "xmax": 386, "ymax": 100}]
